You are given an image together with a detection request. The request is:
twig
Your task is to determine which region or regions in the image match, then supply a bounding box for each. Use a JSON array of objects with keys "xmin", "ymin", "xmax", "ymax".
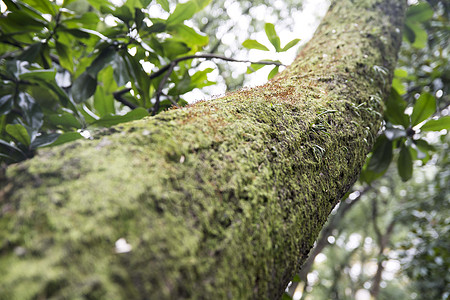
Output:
[{"xmin": 113, "ymin": 88, "xmax": 137, "ymax": 110}]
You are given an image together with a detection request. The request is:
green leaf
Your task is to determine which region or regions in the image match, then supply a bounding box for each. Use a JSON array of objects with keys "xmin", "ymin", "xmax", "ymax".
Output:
[
  {"xmin": 281, "ymin": 38, "xmax": 300, "ymax": 52},
  {"xmin": 398, "ymin": 145, "xmax": 413, "ymax": 182},
  {"xmin": 411, "ymin": 92, "xmax": 436, "ymax": 126},
  {"xmin": 265, "ymin": 23, "xmax": 281, "ymax": 52},
  {"xmin": 16, "ymin": 92, "xmax": 43, "ymax": 130},
  {"xmin": 72, "ymin": 72, "xmax": 97, "ymax": 103},
  {"xmin": 367, "ymin": 136, "xmax": 393, "ymax": 174},
  {"xmin": 94, "ymin": 86, "xmax": 115, "ymax": 117},
  {"xmin": 47, "ymin": 131, "xmax": 83, "ymax": 147},
  {"xmin": 48, "ymin": 112, "xmax": 82, "ymax": 129},
  {"xmin": 6, "ymin": 124, "xmax": 31, "ymax": 147},
  {"xmin": 0, "ymin": 95, "xmax": 14, "ymax": 115},
  {"xmin": 420, "ymin": 116, "xmax": 450, "ymax": 132},
  {"xmin": 55, "ymin": 41, "xmax": 74, "ymax": 72},
  {"xmin": 193, "ymin": 0, "xmax": 211, "ymax": 11},
  {"xmin": 385, "ymin": 88, "xmax": 409, "ymax": 127},
  {"xmin": 268, "ymin": 66, "xmax": 279, "ymax": 79},
  {"xmin": 169, "ymin": 24, "xmax": 209, "ymax": 47},
  {"xmin": 162, "ymin": 40, "xmax": 191, "ymax": 59},
  {"xmin": 86, "ymin": 47, "xmax": 117, "ymax": 77},
  {"xmin": 0, "ymin": 139, "xmax": 27, "ymax": 158},
  {"xmin": 19, "ymin": 69, "xmax": 57, "ymax": 82},
  {"xmin": 405, "ymin": 21, "xmax": 428, "ymax": 49},
  {"xmin": 242, "ymin": 39, "xmax": 269, "ymax": 51},
  {"xmin": 30, "ymin": 133, "xmax": 60, "ymax": 149},
  {"xmin": 17, "ymin": 43, "xmax": 42, "ymax": 63},
  {"xmin": 167, "ymin": 2, "xmax": 197, "ymax": 25},
  {"xmin": 23, "ymin": 0, "xmax": 55, "ymax": 14},
  {"xmin": 111, "ymin": 54, "xmax": 130, "ymax": 87},
  {"xmin": 247, "ymin": 63, "xmax": 265, "ymax": 74},
  {"xmin": 406, "ymin": 2, "xmax": 434, "ymax": 23},
  {"xmin": 90, "ymin": 107, "xmax": 149, "ymax": 127},
  {"xmin": 157, "ymin": 0, "xmax": 170, "ymax": 12}
]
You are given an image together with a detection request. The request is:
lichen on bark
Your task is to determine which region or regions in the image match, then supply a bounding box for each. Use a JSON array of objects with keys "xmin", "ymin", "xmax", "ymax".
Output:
[{"xmin": 0, "ymin": 0, "xmax": 406, "ymax": 299}]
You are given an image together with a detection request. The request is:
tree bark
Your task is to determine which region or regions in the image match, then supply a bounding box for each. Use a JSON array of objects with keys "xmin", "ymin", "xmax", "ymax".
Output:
[{"xmin": 0, "ymin": 0, "xmax": 406, "ymax": 299}]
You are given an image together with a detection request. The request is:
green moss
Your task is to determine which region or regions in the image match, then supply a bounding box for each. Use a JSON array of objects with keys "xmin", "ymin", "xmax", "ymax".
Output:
[{"xmin": 0, "ymin": 0, "xmax": 406, "ymax": 299}]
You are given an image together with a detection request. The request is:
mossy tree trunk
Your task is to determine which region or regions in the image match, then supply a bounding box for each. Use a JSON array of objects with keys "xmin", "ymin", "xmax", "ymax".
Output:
[{"xmin": 0, "ymin": 0, "xmax": 406, "ymax": 299}]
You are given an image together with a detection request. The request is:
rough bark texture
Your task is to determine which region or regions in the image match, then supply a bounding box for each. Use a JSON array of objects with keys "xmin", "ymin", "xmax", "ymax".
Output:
[{"xmin": 0, "ymin": 0, "xmax": 406, "ymax": 299}]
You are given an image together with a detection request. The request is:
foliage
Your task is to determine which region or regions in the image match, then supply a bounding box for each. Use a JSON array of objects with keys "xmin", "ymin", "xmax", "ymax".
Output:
[{"xmin": 0, "ymin": 0, "xmax": 216, "ymax": 163}]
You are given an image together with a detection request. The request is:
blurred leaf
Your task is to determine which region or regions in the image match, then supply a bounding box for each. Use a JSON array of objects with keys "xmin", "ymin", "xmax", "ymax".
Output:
[
  {"xmin": 72, "ymin": 72, "xmax": 97, "ymax": 103},
  {"xmin": 94, "ymin": 86, "xmax": 115, "ymax": 117},
  {"xmin": 167, "ymin": 2, "xmax": 197, "ymax": 25},
  {"xmin": 169, "ymin": 24, "xmax": 209, "ymax": 47},
  {"xmin": 406, "ymin": 2, "xmax": 434, "ymax": 23},
  {"xmin": 385, "ymin": 88, "xmax": 409, "ymax": 127},
  {"xmin": 30, "ymin": 133, "xmax": 60, "ymax": 149},
  {"xmin": 0, "ymin": 139, "xmax": 27, "ymax": 158},
  {"xmin": 157, "ymin": 0, "xmax": 170, "ymax": 12},
  {"xmin": 0, "ymin": 95, "xmax": 14, "ymax": 115},
  {"xmin": 90, "ymin": 107, "xmax": 148, "ymax": 127},
  {"xmin": 405, "ymin": 21, "xmax": 428, "ymax": 49},
  {"xmin": 23, "ymin": 0, "xmax": 55, "ymax": 14},
  {"xmin": 55, "ymin": 41, "xmax": 74, "ymax": 72},
  {"xmin": 385, "ymin": 128, "xmax": 406, "ymax": 141},
  {"xmin": 193, "ymin": 0, "xmax": 211, "ymax": 11},
  {"xmin": 48, "ymin": 112, "xmax": 82, "ymax": 129},
  {"xmin": 398, "ymin": 145, "xmax": 413, "ymax": 182},
  {"xmin": 6, "ymin": 124, "xmax": 31, "ymax": 147},
  {"xmin": 281, "ymin": 38, "xmax": 300, "ymax": 52},
  {"xmin": 247, "ymin": 63, "xmax": 265, "ymax": 74},
  {"xmin": 420, "ymin": 116, "xmax": 450, "ymax": 132},
  {"xmin": 265, "ymin": 23, "xmax": 281, "ymax": 52},
  {"xmin": 19, "ymin": 69, "xmax": 56, "ymax": 82},
  {"xmin": 367, "ymin": 135, "xmax": 393, "ymax": 174},
  {"xmin": 111, "ymin": 54, "xmax": 130, "ymax": 87},
  {"xmin": 47, "ymin": 131, "xmax": 83, "ymax": 147},
  {"xmin": 162, "ymin": 40, "xmax": 191, "ymax": 59},
  {"xmin": 268, "ymin": 66, "xmax": 279, "ymax": 79},
  {"xmin": 16, "ymin": 92, "xmax": 43, "ymax": 130},
  {"xmin": 411, "ymin": 92, "xmax": 436, "ymax": 126},
  {"xmin": 242, "ymin": 39, "xmax": 269, "ymax": 51},
  {"xmin": 17, "ymin": 43, "xmax": 42, "ymax": 63},
  {"xmin": 86, "ymin": 47, "xmax": 116, "ymax": 77}
]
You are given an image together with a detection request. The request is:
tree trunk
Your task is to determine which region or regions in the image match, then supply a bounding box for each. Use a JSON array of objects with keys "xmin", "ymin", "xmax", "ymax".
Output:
[{"xmin": 0, "ymin": 0, "xmax": 406, "ymax": 299}]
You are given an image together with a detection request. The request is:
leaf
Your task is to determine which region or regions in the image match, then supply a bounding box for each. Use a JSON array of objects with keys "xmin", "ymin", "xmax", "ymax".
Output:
[
  {"xmin": 281, "ymin": 38, "xmax": 300, "ymax": 52},
  {"xmin": 247, "ymin": 63, "xmax": 265, "ymax": 74},
  {"xmin": 404, "ymin": 21, "xmax": 428, "ymax": 49},
  {"xmin": 193, "ymin": 0, "xmax": 211, "ymax": 11},
  {"xmin": 242, "ymin": 39, "xmax": 269, "ymax": 51},
  {"xmin": 0, "ymin": 95, "xmax": 14, "ymax": 115},
  {"xmin": 167, "ymin": 2, "xmax": 197, "ymax": 25},
  {"xmin": 17, "ymin": 43, "xmax": 42, "ymax": 63},
  {"xmin": 169, "ymin": 24, "xmax": 209, "ymax": 47},
  {"xmin": 111, "ymin": 54, "xmax": 130, "ymax": 87},
  {"xmin": 157, "ymin": 0, "xmax": 170, "ymax": 12},
  {"xmin": 398, "ymin": 145, "xmax": 413, "ymax": 182},
  {"xmin": 71, "ymin": 72, "xmax": 97, "ymax": 103},
  {"xmin": 55, "ymin": 41, "xmax": 74, "ymax": 72},
  {"xmin": 162, "ymin": 40, "xmax": 191, "ymax": 59},
  {"xmin": 406, "ymin": 2, "xmax": 434, "ymax": 23},
  {"xmin": 0, "ymin": 139, "xmax": 27, "ymax": 158},
  {"xmin": 30, "ymin": 133, "xmax": 60, "ymax": 149},
  {"xmin": 16, "ymin": 92, "xmax": 44, "ymax": 130},
  {"xmin": 47, "ymin": 113, "xmax": 82, "ymax": 129},
  {"xmin": 268, "ymin": 66, "xmax": 279, "ymax": 79},
  {"xmin": 420, "ymin": 116, "xmax": 450, "ymax": 132},
  {"xmin": 86, "ymin": 47, "xmax": 117, "ymax": 77},
  {"xmin": 367, "ymin": 136, "xmax": 393, "ymax": 174},
  {"xmin": 411, "ymin": 92, "xmax": 436, "ymax": 126},
  {"xmin": 19, "ymin": 69, "xmax": 57, "ymax": 82},
  {"xmin": 265, "ymin": 23, "xmax": 281, "ymax": 52},
  {"xmin": 6, "ymin": 124, "xmax": 31, "ymax": 147},
  {"xmin": 47, "ymin": 131, "xmax": 83, "ymax": 147},
  {"xmin": 90, "ymin": 107, "xmax": 148, "ymax": 127},
  {"xmin": 385, "ymin": 88, "xmax": 409, "ymax": 127},
  {"xmin": 94, "ymin": 86, "xmax": 116, "ymax": 117},
  {"xmin": 23, "ymin": 0, "xmax": 55, "ymax": 14}
]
